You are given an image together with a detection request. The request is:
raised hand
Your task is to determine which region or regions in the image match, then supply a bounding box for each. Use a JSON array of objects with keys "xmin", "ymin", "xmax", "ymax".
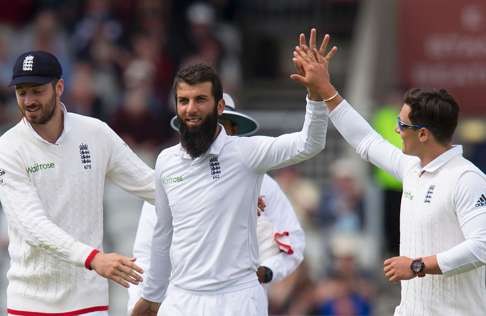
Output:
[
  {"xmin": 90, "ymin": 252, "xmax": 144, "ymax": 288},
  {"xmin": 291, "ymin": 38, "xmax": 336, "ymax": 96},
  {"xmin": 291, "ymin": 28, "xmax": 342, "ymax": 108},
  {"xmin": 293, "ymin": 28, "xmax": 337, "ymax": 95},
  {"xmin": 300, "ymin": 28, "xmax": 337, "ymax": 61}
]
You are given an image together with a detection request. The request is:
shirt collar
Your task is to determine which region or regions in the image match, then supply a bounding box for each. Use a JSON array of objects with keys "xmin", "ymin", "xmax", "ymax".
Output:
[
  {"xmin": 23, "ymin": 103, "xmax": 70, "ymax": 145},
  {"xmin": 177, "ymin": 124, "xmax": 229, "ymax": 160},
  {"xmin": 421, "ymin": 145, "xmax": 463, "ymax": 174}
]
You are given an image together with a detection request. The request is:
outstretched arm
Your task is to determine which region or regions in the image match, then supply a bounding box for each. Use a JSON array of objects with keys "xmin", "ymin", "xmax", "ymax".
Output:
[
  {"xmin": 292, "ymin": 28, "xmax": 342, "ymax": 108},
  {"xmin": 292, "ymin": 29, "xmax": 413, "ymax": 180},
  {"xmin": 237, "ymin": 29, "xmax": 336, "ymax": 173}
]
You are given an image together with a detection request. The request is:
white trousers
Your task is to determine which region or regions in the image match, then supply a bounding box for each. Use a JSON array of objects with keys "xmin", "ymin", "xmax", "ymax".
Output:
[{"xmin": 158, "ymin": 283, "xmax": 268, "ymax": 316}]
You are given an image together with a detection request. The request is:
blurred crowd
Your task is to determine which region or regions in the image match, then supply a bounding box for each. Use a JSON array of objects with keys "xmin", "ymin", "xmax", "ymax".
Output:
[
  {"xmin": 0, "ymin": 0, "xmax": 245, "ymax": 157},
  {"xmin": 269, "ymin": 161, "xmax": 376, "ymax": 316}
]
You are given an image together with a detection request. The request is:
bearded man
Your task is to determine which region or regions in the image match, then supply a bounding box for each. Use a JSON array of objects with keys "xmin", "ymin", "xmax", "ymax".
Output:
[
  {"xmin": 0, "ymin": 51, "xmax": 154, "ymax": 315},
  {"xmin": 132, "ymin": 51, "xmax": 335, "ymax": 316}
]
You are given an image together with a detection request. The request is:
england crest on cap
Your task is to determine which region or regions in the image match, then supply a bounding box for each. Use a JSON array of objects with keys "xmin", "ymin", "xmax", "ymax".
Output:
[{"xmin": 22, "ymin": 55, "xmax": 34, "ymax": 71}]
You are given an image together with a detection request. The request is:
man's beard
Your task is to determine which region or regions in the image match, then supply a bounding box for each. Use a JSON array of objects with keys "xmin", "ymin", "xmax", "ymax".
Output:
[
  {"xmin": 179, "ymin": 107, "xmax": 219, "ymax": 159},
  {"xmin": 24, "ymin": 92, "xmax": 57, "ymax": 125}
]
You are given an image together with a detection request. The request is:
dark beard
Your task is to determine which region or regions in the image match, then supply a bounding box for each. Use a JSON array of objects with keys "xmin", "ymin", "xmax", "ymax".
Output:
[
  {"xmin": 25, "ymin": 91, "xmax": 57, "ymax": 125},
  {"xmin": 179, "ymin": 107, "xmax": 219, "ymax": 159},
  {"xmin": 36, "ymin": 92, "xmax": 57, "ymax": 124}
]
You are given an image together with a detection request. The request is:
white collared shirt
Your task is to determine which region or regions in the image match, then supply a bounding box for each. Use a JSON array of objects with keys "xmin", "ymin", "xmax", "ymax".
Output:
[
  {"xmin": 142, "ymin": 98, "xmax": 327, "ymax": 302},
  {"xmin": 127, "ymin": 174, "xmax": 304, "ymax": 313},
  {"xmin": 0, "ymin": 109, "xmax": 155, "ymax": 313},
  {"xmin": 330, "ymin": 100, "xmax": 486, "ymax": 316}
]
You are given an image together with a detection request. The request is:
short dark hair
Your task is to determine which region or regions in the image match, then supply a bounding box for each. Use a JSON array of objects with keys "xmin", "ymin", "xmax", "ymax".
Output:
[
  {"xmin": 172, "ymin": 64, "xmax": 223, "ymax": 103},
  {"xmin": 403, "ymin": 88, "xmax": 459, "ymax": 144}
]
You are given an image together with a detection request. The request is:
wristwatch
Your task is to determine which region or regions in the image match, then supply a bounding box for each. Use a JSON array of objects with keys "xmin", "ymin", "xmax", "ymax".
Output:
[
  {"xmin": 257, "ymin": 266, "xmax": 273, "ymax": 284},
  {"xmin": 410, "ymin": 258, "xmax": 425, "ymax": 277}
]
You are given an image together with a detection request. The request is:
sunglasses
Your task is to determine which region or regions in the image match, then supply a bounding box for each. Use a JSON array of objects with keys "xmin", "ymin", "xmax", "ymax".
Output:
[{"xmin": 397, "ymin": 117, "xmax": 427, "ymax": 131}]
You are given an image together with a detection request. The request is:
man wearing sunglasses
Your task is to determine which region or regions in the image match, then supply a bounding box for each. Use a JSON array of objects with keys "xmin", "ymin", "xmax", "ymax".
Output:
[{"xmin": 293, "ymin": 29, "xmax": 486, "ymax": 315}]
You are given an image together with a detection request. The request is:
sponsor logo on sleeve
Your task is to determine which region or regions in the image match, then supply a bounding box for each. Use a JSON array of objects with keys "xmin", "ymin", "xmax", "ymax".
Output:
[{"xmin": 475, "ymin": 194, "xmax": 486, "ymax": 208}]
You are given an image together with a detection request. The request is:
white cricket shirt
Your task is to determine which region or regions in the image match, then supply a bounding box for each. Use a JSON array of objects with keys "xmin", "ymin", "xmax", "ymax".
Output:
[
  {"xmin": 127, "ymin": 175, "xmax": 305, "ymax": 312},
  {"xmin": 142, "ymin": 98, "xmax": 327, "ymax": 303},
  {"xmin": 0, "ymin": 108, "xmax": 155, "ymax": 314},
  {"xmin": 330, "ymin": 100, "xmax": 486, "ymax": 316}
]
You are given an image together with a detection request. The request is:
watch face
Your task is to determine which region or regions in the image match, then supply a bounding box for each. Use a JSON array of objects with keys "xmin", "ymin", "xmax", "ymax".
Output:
[
  {"xmin": 411, "ymin": 260, "xmax": 424, "ymax": 273},
  {"xmin": 264, "ymin": 267, "xmax": 273, "ymax": 283}
]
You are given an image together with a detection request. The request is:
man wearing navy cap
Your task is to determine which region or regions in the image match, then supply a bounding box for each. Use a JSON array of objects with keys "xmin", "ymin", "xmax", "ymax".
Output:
[{"xmin": 0, "ymin": 51, "xmax": 155, "ymax": 315}]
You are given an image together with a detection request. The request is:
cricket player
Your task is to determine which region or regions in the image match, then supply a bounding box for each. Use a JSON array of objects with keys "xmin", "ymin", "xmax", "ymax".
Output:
[
  {"xmin": 294, "ymin": 28, "xmax": 486, "ymax": 315},
  {"xmin": 132, "ymin": 39, "xmax": 335, "ymax": 315},
  {"xmin": 0, "ymin": 51, "xmax": 154, "ymax": 315},
  {"xmin": 127, "ymin": 93, "xmax": 305, "ymax": 313}
]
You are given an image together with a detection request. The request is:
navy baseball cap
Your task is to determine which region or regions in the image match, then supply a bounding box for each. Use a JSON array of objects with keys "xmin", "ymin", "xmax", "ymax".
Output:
[{"xmin": 9, "ymin": 51, "xmax": 62, "ymax": 86}]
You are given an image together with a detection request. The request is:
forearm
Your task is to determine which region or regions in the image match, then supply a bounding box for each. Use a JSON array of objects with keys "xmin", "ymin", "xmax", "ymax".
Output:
[
  {"xmin": 244, "ymin": 98, "xmax": 328, "ymax": 172},
  {"xmin": 423, "ymin": 255, "xmax": 442, "ymax": 274},
  {"xmin": 133, "ymin": 203, "xmax": 157, "ymax": 271},
  {"xmin": 142, "ymin": 162, "xmax": 172, "ymax": 302},
  {"xmin": 129, "ymin": 205, "xmax": 156, "ymax": 311},
  {"xmin": 329, "ymin": 100, "xmax": 406, "ymax": 179},
  {"xmin": 106, "ymin": 124, "xmax": 156, "ymax": 204},
  {"xmin": 141, "ymin": 234, "xmax": 171, "ymax": 303},
  {"xmin": 271, "ymin": 97, "xmax": 328, "ymax": 166},
  {"xmin": 141, "ymin": 218, "xmax": 171, "ymax": 303},
  {"xmin": 436, "ymin": 240, "xmax": 485, "ymax": 276},
  {"xmin": 261, "ymin": 251, "xmax": 304, "ymax": 282},
  {"xmin": 0, "ymin": 186, "xmax": 94, "ymax": 266}
]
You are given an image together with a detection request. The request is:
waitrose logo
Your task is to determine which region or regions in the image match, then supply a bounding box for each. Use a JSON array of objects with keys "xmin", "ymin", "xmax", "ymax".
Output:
[
  {"xmin": 26, "ymin": 162, "xmax": 55, "ymax": 174},
  {"xmin": 162, "ymin": 175, "xmax": 184, "ymax": 185}
]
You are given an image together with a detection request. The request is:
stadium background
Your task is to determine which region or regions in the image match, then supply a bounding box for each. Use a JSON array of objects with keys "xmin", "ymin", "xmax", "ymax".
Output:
[{"xmin": 0, "ymin": 0, "xmax": 485, "ymax": 315}]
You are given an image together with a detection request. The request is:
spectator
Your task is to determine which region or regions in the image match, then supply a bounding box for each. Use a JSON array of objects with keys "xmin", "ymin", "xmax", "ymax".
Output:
[
  {"xmin": 316, "ymin": 158, "xmax": 365, "ymax": 233},
  {"xmin": 110, "ymin": 87, "xmax": 175, "ymax": 157},
  {"xmin": 65, "ymin": 62, "xmax": 106, "ymax": 120},
  {"xmin": 267, "ymin": 261, "xmax": 315, "ymax": 315},
  {"xmin": 313, "ymin": 235, "xmax": 375, "ymax": 316}
]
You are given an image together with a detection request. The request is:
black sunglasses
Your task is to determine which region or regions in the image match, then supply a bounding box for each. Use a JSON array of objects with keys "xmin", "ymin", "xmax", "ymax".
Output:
[{"xmin": 397, "ymin": 117, "xmax": 427, "ymax": 131}]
